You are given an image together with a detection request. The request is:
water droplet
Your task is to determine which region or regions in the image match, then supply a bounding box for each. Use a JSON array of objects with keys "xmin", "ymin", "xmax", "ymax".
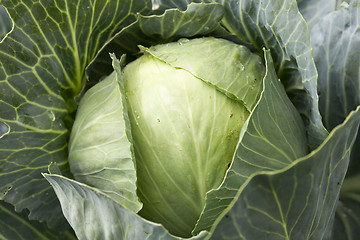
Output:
[
  {"xmin": 136, "ymin": 115, "xmax": 140, "ymax": 119},
  {"xmin": 178, "ymin": 38, "xmax": 190, "ymax": 45},
  {"xmin": 0, "ymin": 121, "xmax": 10, "ymax": 139},
  {"xmin": 176, "ymin": 144, "xmax": 183, "ymax": 152},
  {"xmin": 151, "ymin": 0, "xmax": 161, "ymax": 10},
  {"xmin": 235, "ymin": 61, "xmax": 245, "ymax": 71},
  {"xmin": 204, "ymin": 26, "xmax": 210, "ymax": 31},
  {"xmin": 47, "ymin": 111, "xmax": 55, "ymax": 121}
]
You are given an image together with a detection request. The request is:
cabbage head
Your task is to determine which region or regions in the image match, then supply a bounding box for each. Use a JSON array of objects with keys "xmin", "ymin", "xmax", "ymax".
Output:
[{"xmin": 68, "ymin": 37, "xmax": 265, "ymax": 237}]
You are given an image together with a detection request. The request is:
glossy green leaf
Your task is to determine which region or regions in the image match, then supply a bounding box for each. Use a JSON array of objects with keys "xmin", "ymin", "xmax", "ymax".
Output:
[
  {"xmin": 193, "ymin": 50, "xmax": 308, "ymax": 234},
  {"xmin": 210, "ymin": 106, "xmax": 360, "ymax": 240},
  {"xmin": 0, "ymin": 0, "xmax": 153, "ymax": 228},
  {"xmin": 217, "ymin": 0, "xmax": 328, "ymax": 149},
  {"xmin": 0, "ymin": 200, "xmax": 76, "ymax": 240},
  {"xmin": 43, "ymin": 173, "xmax": 209, "ymax": 240}
]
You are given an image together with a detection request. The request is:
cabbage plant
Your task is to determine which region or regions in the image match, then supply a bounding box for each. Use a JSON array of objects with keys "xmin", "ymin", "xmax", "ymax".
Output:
[{"xmin": 0, "ymin": 0, "xmax": 360, "ymax": 240}]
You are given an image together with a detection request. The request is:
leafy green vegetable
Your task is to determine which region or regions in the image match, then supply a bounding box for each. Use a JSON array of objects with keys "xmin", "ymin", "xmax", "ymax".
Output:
[{"xmin": 0, "ymin": 0, "xmax": 360, "ymax": 239}]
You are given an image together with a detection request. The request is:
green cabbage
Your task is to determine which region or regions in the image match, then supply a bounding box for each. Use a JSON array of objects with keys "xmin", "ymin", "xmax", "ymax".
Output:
[{"xmin": 69, "ymin": 37, "xmax": 265, "ymax": 237}]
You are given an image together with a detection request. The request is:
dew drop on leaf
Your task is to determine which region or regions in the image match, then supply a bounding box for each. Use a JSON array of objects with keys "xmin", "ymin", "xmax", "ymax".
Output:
[
  {"xmin": 151, "ymin": 0, "xmax": 161, "ymax": 10},
  {"xmin": 177, "ymin": 38, "xmax": 190, "ymax": 45}
]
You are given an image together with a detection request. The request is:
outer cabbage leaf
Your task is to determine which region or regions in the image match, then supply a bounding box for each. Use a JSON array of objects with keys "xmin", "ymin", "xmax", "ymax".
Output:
[
  {"xmin": 68, "ymin": 54, "xmax": 141, "ymax": 212},
  {"xmin": 0, "ymin": 0, "xmax": 153, "ymax": 229},
  {"xmin": 210, "ymin": 106, "xmax": 360, "ymax": 240},
  {"xmin": 311, "ymin": 1, "xmax": 360, "ymax": 170},
  {"xmin": 308, "ymin": 1, "xmax": 360, "ymax": 238},
  {"xmin": 0, "ymin": 200, "xmax": 76, "ymax": 240},
  {"xmin": 43, "ymin": 173, "xmax": 209, "ymax": 240},
  {"xmin": 335, "ymin": 174, "xmax": 360, "ymax": 240},
  {"xmin": 297, "ymin": 0, "xmax": 337, "ymax": 30}
]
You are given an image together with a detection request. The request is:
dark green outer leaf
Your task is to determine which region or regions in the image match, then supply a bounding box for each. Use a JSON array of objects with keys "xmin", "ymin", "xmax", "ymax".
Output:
[
  {"xmin": 210, "ymin": 106, "xmax": 360, "ymax": 240},
  {"xmin": 0, "ymin": 0, "xmax": 153, "ymax": 229},
  {"xmin": 297, "ymin": 0, "xmax": 337, "ymax": 30},
  {"xmin": 303, "ymin": 1, "xmax": 360, "ymax": 238},
  {"xmin": 311, "ymin": 1, "xmax": 360, "ymax": 174},
  {"xmin": 313, "ymin": 1, "xmax": 360, "ymax": 132},
  {"xmin": 193, "ymin": 50, "xmax": 308, "ymax": 234},
  {"xmin": 0, "ymin": 200, "xmax": 76, "ymax": 240},
  {"xmin": 43, "ymin": 173, "xmax": 209, "ymax": 240},
  {"xmin": 333, "ymin": 187, "xmax": 360, "ymax": 240},
  {"xmin": 217, "ymin": 0, "xmax": 328, "ymax": 149}
]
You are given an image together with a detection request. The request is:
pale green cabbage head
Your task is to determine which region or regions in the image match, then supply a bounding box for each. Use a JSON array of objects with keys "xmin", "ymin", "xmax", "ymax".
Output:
[{"xmin": 69, "ymin": 37, "xmax": 265, "ymax": 237}]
